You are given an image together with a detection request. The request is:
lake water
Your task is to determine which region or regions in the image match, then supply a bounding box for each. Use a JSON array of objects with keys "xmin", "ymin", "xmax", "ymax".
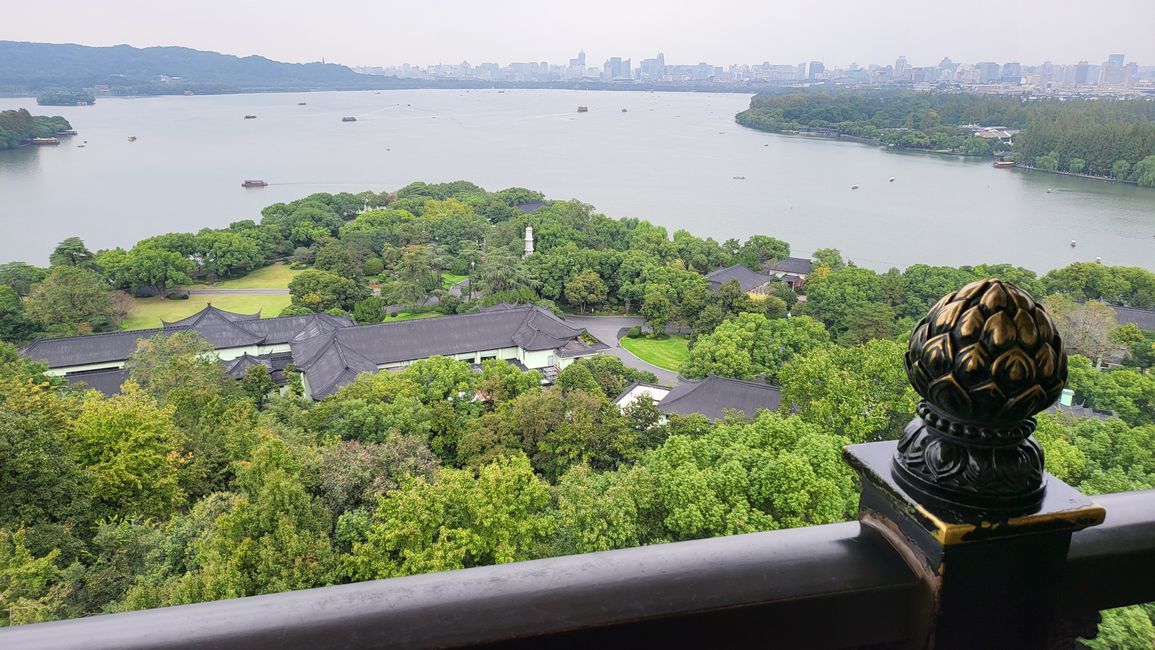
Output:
[{"xmin": 2, "ymin": 90, "xmax": 1154, "ymax": 271}]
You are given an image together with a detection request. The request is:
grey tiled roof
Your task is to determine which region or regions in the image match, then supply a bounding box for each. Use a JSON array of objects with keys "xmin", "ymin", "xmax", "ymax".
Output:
[
  {"xmin": 65, "ymin": 368, "xmax": 131, "ymax": 396},
  {"xmin": 163, "ymin": 304, "xmax": 260, "ymax": 327},
  {"xmin": 1114, "ymin": 306, "xmax": 1155, "ymax": 332},
  {"xmin": 23, "ymin": 327, "xmax": 176, "ymax": 369},
  {"xmin": 706, "ymin": 265, "xmax": 775, "ymax": 292},
  {"xmin": 765, "ymin": 257, "xmax": 814, "ymax": 275},
  {"xmin": 22, "ymin": 306, "xmax": 355, "ymax": 370},
  {"xmin": 292, "ymin": 306, "xmax": 592, "ymax": 399},
  {"xmin": 658, "ymin": 375, "xmax": 782, "ymax": 421}
]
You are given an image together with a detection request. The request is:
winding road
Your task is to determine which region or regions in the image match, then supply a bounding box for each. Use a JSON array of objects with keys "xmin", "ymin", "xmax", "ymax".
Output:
[{"xmin": 564, "ymin": 315, "xmax": 680, "ymax": 386}]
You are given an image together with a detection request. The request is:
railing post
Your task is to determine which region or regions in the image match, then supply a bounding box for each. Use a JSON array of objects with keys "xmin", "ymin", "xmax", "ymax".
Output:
[{"xmin": 843, "ymin": 279, "xmax": 1106, "ymax": 649}]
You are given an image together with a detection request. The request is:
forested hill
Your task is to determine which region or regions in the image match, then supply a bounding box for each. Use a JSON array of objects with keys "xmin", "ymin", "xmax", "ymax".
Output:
[{"xmin": 0, "ymin": 41, "xmax": 415, "ymax": 95}]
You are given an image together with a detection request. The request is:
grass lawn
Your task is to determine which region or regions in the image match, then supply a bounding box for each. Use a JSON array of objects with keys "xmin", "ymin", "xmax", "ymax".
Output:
[
  {"xmin": 441, "ymin": 273, "xmax": 468, "ymax": 290},
  {"xmin": 185, "ymin": 263, "xmax": 302, "ymax": 290},
  {"xmin": 389, "ymin": 311, "xmax": 441, "ymax": 322},
  {"xmin": 619, "ymin": 334, "xmax": 690, "ymax": 371},
  {"xmin": 122, "ymin": 294, "xmax": 293, "ymax": 330}
]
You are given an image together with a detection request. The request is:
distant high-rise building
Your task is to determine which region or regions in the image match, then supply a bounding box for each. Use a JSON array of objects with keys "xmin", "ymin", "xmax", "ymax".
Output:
[
  {"xmin": 807, "ymin": 61, "xmax": 824, "ymax": 79},
  {"xmin": 1000, "ymin": 62, "xmax": 1022, "ymax": 84},
  {"xmin": 1100, "ymin": 54, "xmax": 1126, "ymax": 85},
  {"xmin": 640, "ymin": 53, "xmax": 666, "ymax": 81},
  {"xmin": 895, "ymin": 56, "xmax": 908, "ymax": 77},
  {"xmin": 1075, "ymin": 61, "xmax": 1091, "ymax": 86},
  {"xmin": 976, "ymin": 62, "xmax": 1001, "ymax": 83},
  {"xmin": 603, "ymin": 57, "xmax": 630, "ymax": 80}
]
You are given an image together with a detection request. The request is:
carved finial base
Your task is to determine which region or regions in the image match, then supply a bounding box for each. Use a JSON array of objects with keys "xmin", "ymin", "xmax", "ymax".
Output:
[{"xmin": 892, "ymin": 401, "xmax": 1046, "ymax": 516}]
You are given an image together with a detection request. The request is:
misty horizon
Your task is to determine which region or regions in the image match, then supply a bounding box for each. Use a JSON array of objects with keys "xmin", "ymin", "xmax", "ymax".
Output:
[{"xmin": 2, "ymin": 0, "xmax": 1153, "ymax": 71}]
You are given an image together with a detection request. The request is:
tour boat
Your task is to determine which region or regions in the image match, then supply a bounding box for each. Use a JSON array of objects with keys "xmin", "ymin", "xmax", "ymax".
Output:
[
  {"xmin": 621, "ymin": 108, "xmax": 627, "ymax": 113},
  {"xmin": 242, "ymin": 180, "xmax": 268, "ymax": 188},
  {"xmin": 851, "ymin": 184, "xmax": 860, "ymax": 190},
  {"xmin": 244, "ymin": 115, "xmax": 257, "ymax": 119},
  {"xmin": 577, "ymin": 106, "xmax": 589, "ymax": 113},
  {"xmin": 889, "ymin": 177, "xmax": 896, "ymax": 182},
  {"xmin": 127, "ymin": 136, "xmax": 137, "ymax": 142},
  {"xmin": 342, "ymin": 116, "xmax": 358, "ymax": 122},
  {"xmin": 298, "ymin": 102, "xmax": 307, "ymax": 105},
  {"xmin": 733, "ymin": 176, "xmax": 746, "ymax": 180},
  {"xmin": 1070, "ymin": 240, "xmax": 1077, "ymax": 248},
  {"xmin": 29, "ymin": 137, "xmax": 61, "ymax": 145},
  {"xmin": 993, "ymin": 161, "xmax": 1014, "ymax": 168}
]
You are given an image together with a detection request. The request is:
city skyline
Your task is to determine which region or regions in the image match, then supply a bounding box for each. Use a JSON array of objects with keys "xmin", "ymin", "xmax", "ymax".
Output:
[{"xmin": 2, "ymin": 0, "xmax": 1154, "ymax": 70}]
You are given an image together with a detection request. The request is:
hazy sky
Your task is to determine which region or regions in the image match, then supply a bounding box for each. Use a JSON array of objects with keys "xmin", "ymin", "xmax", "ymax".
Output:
[{"xmin": 3, "ymin": 0, "xmax": 1153, "ymax": 69}]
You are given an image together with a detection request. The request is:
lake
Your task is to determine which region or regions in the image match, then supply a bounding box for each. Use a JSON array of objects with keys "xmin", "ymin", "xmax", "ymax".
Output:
[{"xmin": 2, "ymin": 90, "xmax": 1154, "ymax": 271}]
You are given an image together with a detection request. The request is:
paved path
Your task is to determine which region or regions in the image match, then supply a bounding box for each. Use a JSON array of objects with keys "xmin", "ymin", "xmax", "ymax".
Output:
[
  {"xmin": 564, "ymin": 314, "xmax": 679, "ymax": 386},
  {"xmin": 187, "ymin": 288, "xmax": 290, "ymax": 295}
]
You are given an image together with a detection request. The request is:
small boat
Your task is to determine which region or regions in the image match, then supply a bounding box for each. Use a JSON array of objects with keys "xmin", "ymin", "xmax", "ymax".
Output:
[
  {"xmin": 621, "ymin": 108, "xmax": 627, "ymax": 113},
  {"xmin": 244, "ymin": 115, "xmax": 257, "ymax": 119},
  {"xmin": 297, "ymin": 102, "xmax": 307, "ymax": 106},
  {"xmin": 242, "ymin": 180, "xmax": 268, "ymax": 188},
  {"xmin": 889, "ymin": 177, "xmax": 896, "ymax": 182},
  {"xmin": 127, "ymin": 136, "xmax": 137, "ymax": 142},
  {"xmin": 733, "ymin": 176, "xmax": 746, "ymax": 180},
  {"xmin": 1070, "ymin": 240, "xmax": 1077, "ymax": 248},
  {"xmin": 993, "ymin": 161, "xmax": 1015, "ymax": 169},
  {"xmin": 1046, "ymin": 188, "xmax": 1053, "ymax": 193},
  {"xmin": 55, "ymin": 130, "xmax": 78, "ymax": 136},
  {"xmin": 77, "ymin": 144, "xmax": 85, "ymax": 148},
  {"xmin": 577, "ymin": 106, "xmax": 589, "ymax": 113},
  {"xmin": 29, "ymin": 137, "xmax": 60, "ymax": 145},
  {"xmin": 342, "ymin": 116, "xmax": 358, "ymax": 122},
  {"xmin": 851, "ymin": 184, "xmax": 860, "ymax": 190}
]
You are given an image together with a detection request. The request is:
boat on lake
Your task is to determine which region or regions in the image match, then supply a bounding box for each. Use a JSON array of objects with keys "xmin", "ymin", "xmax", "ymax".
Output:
[
  {"xmin": 29, "ymin": 137, "xmax": 61, "ymax": 145},
  {"xmin": 244, "ymin": 115, "xmax": 257, "ymax": 119},
  {"xmin": 577, "ymin": 106, "xmax": 589, "ymax": 113},
  {"xmin": 733, "ymin": 176, "xmax": 746, "ymax": 180},
  {"xmin": 851, "ymin": 184, "xmax": 860, "ymax": 190},
  {"xmin": 621, "ymin": 108, "xmax": 627, "ymax": 113},
  {"xmin": 242, "ymin": 180, "xmax": 268, "ymax": 188},
  {"xmin": 298, "ymin": 102, "xmax": 307, "ymax": 106},
  {"xmin": 55, "ymin": 130, "xmax": 78, "ymax": 136},
  {"xmin": 342, "ymin": 116, "xmax": 358, "ymax": 122},
  {"xmin": 993, "ymin": 161, "xmax": 1015, "ymax": 168},
  {"xmin": 127, "ymin": 136, "xmax": 137, "ymax": 142}
]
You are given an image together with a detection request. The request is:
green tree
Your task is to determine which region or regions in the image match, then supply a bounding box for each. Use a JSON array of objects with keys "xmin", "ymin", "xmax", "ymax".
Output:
[
  {"xmin": 116, "ymin": 247, "xmax": 194, "ymax": 297},
  {"xmin": 240, "ymin": 365, "xmax": 276, "ymax": 408},
  {"xmin": 0, "ymin": 285, "xmax": 39, "ymax": 344},
  {"xmin": 0, "ymin": 528, "xmax": 68, "ymax": 626},
  {"xmin": 24, "ymin": 266, "xmax": 121, "ymax": 335},
  {"xmin": 640, "ymin": 290, "xmax": 675, "ymax": 336},
  {"xmin": 1111, "ymin": 159, "xmax": 1131, "ymax": 180},
  {"xmin": 0, "ymin": 263, "xmax": 48, "ymax": 296},
  {"xmin": 564, "ymin": 268, "xmax": 607, "ymax": 314},
  {"xmin": 69, "ymin": 384, "xmax": 185, "ymax": 520},
  {"xmin": 351, "ymin": 296, "xmax": 387, "ymax": 324},
  {"xmin": 288, "ymin": 269, "xmax": 369, "ymax": 312},
  {"xmin": 738, "ymin": 235, "xmax": 790, "ymax": 270},
  {"xmin": 345, "ymin": 454, "xmax": 553, "ymax": 580},
  {"xmin": 780, "ymin": 339, "xmax": 917, "ymax": 443},
  {"xmin": 48, "ymin": 237, "xmax": 94, "ymax": 268},
  {"xmin": 682, "ymin": 313, "xmax": 830, "ymax": 381},
  {"xmin": 1067, "ymin": 157, "xmax": 1086, "ymax": 174}
]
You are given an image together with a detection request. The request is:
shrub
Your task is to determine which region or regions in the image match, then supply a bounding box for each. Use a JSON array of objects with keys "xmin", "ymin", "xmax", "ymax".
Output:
[{"xmin": 627, "ymin": 325, "xmax": 642, "ymax": 338}]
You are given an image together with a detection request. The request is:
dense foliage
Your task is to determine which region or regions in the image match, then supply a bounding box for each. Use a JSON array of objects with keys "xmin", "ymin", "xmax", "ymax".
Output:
[
  {"xmin": 0, "ymin": 109, "xmax": 72, "ymax": 150},
  {"xmin": 0, "ymin": 180, "xmax": 1151, "ymax": 641}
]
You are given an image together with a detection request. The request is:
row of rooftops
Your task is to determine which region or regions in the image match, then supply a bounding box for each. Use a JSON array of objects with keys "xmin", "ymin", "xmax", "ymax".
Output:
[{"xmin": 23, "ymin": 303, "xmax": 606, "ymax": 400}]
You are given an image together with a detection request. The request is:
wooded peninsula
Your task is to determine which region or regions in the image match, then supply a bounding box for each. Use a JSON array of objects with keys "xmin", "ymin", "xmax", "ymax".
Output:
[{"xmin": 736, "ymin": 90, "xmax": 1155, "ymax": 186}]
